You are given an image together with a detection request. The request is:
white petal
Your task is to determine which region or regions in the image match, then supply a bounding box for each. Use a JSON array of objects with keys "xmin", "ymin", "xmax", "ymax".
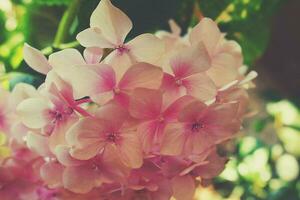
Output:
[
  {"xmin": 90, "ymin": 0, "xmax": 132, "ymax": 45},
  {"xmin": 23, "ymin": 43, "xmax": 52, "ymax": 74},
  {"xmin": 17, "ymin": 98, "xmax": 52, "ymax": 129}
]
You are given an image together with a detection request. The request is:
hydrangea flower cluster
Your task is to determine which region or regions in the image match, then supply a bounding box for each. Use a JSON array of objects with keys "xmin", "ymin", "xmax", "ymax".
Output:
[{"xmin": 0, "ymin": 0, "xmax": 256, "ymax": 199}]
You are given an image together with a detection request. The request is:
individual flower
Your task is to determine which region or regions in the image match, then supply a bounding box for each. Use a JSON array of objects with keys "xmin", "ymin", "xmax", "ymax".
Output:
[
  {"xmin": 40, "ymin": 145, "xmax": 129, "ymax": 194},
  {"xmin": 124, "ymin": 160, "xmax": 173, "ymax": 200},
  {"xmin": 155, "ymin": 20, "xmax": 189, "ymax": 68},
  {"xmin": 189, "ymin": 18, "xmax": 243, "ymax": 87},
  {"xmin": 161, "ymin": 42, "xmax": 217, "ymax": 102},
  {"xmin": 129, "ymin": 88, "xmax": 194, "ymax": 153},
  {"xmin": 67, "ymin": 103, "xmax": 143, "ymax": 169},
  {"xmin": 23, "ymin": 44, "xmax": 103, "ymax": 76},
  {"xmin": 16, "ymin": 74, "xmax": 82, "ymax": 153},
  {"xmin": 161, "ymin": 100, "xmax": 240, "ymax": 156},
  {"xmin": 76, "ymin": 0, "xmax": 165, "ymax": 77},
  {"xmin": 55, "ymin": 61, "xmax": 163, "ymax": 107},
  {"xmin": 9, "ymin": 83, "xmax": 40, "ymax": 144}
]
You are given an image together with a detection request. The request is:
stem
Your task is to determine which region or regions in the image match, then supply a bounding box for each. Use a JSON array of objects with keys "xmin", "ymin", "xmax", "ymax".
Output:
[{"xmin": 53, "ymin": 0, "xmax": 82, "ymax": 48}]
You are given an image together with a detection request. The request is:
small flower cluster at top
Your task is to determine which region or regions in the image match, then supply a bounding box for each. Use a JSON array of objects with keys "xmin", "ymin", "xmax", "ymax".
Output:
[{"xmin": 0, "ymin": 0, "xmax": 257, "ymax": 199}]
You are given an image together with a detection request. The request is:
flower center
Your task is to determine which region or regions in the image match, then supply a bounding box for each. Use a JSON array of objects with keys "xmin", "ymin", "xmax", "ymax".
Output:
[
  {"xmin": 105, "ymin": 132, "xmax": 120, "ymax": 143},
  {"xmin": 113, "ymin": 87, "xmax": 121, "ymax": 94},
  {"xmin": 175, "ymin": 79, "xmax": 183, "ymax": 86},
  {"xmin": 158, "ymin": 116, "xmax": 164, "ymax": 123},
  {"xmin": 191, "ymin": 122, "xmax": 204, "ymax": 132},
  {"xmin": 49, "ymin": 107, "xmax": 73, "ymax": 123},
  {"xmin": 115, "ymin": 44, "xmax": 129, "ymax": 55}
]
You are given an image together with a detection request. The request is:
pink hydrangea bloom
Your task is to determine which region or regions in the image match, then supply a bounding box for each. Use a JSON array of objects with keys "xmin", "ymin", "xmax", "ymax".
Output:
[
  {"xmin": 0, "ymin": 0, "xmax": 256, "ymax": 199},
  {"xmin": 77, "ymin": 0, "xmax": 165, "ymax": 77},
  {"xmin": 67, "ymin": 103, "xmax": 143, "ymax": 168},
  {"xmin": 160, "ymin": 100, "xmax": 240, "ymax": 156}
]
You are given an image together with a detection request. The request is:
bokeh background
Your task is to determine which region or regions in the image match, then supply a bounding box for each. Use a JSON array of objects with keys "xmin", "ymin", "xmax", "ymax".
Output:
[{"xmin": 0, "ymin": 0, "xmax": 299, "ymax": 199}]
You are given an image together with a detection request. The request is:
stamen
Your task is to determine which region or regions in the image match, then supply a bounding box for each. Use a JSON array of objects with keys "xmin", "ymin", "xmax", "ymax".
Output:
[
  {"xmin": 113, "ymin": 87, "xmax": 121, "ymax": 94},
  {"xmin": 158, "ymin": 116, "xmax": 164, "ymax": 123},
  {"xmin": 175, "ymin": 79, "xmax": 183, "ymax": 86},
  {"xmin": 105, "ymin": 132, "xmax": 120, "ymax": 143},
  {"xmin": 49, "ymin": 107, "xmax": 74, "ymax": 123},
  {"xmin": 115, "ymin": 44, "xmax": 129, "ymax": 55},
  {"xmin": 191, "ymin": 122, "xmax": 204, "ymax": 132}
]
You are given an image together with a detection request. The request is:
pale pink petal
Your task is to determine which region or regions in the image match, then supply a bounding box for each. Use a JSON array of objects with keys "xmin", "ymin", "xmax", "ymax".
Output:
[
  {"xmin": 90, "ymin": 0, "xmax": 132, "ymax": 45},
  {"xmin": 70, "ymin": 144, "xmax": 104, "ymax": 161},
  {"xmin": 126, "ymin": 33, "xmax": 165, "ymax": 64},
  {"xmin": 171, "ymin": 175, "xmax": 195, "ymax": 200},
  {"xmin": 10, "ymin": 83, "xmax": 39, "ymax": 107},
  {"xmin": 101, "ymin": 145, "xmax": 130, "ymax": 183},
  {"xmin": 162, "ymin": 95, "xmax": 195, "ymax": 121},
  {"xmin": 49, "ymin": 49, "xmax": 98, "ymax": 98},
  {"xmin": 113, "ymin": 91, "xmax": 130, "ymax": 107},
  {"xmin": 94, "ymin": 102, "xmax": 128, "ymax": 130},
  {"xmin": 16, "ymin": 98, "xmax": 52, "ymax": 129},
  {"xmin": 55, "ymin": 145, "xmax": 83, "ymax": 166},
  {"xmin": 90, "ymin": 91, "xmax": 114, "ymax": 105},
  {"xmin": 193, "ymin": 150, "xmax": 226, "ymax": 179},
  {"xmin": 83, "ymin": 47, "xmax": 103, "ymax": 64},
  {"xmin": 204, "ymin": 103, "xmax": 239, "ymax": 126},
  {"xmin": 189, "ymin": 18, "xmax": 221, "ymax": 53},
  {"xmin": 48, "ymin": 116, "xmax": 78, "ymax": 153},
  {"xmin": 182, "ymin": 73, "xmax": 217, "ymax": 102},
  {"xmin": 63, "ymin": 165, "xmax": 101, "ymax": 194},
  {"xmin": 217, "ymin": 88, "xmax": 249, "ymax": 118},
  {"xmin": 218, "ymin": 40, "xmax": 243, "ymax": 67},
  {"xmin": 178, "ymin": 100, "xmax": 207, "ymax": 122},
  {"xmin": 10, "ymin": 122, "xmax": 28, "ymax": 144},
  {"xmin": 170, "ymin": 42, "xmax": 211, "ymax": 78},
  {"xmin": 186, "ymin": 130, "xmax": 214, "ymax": 155},
  {"xmin": 90, "ymin": 64, "xmax": 116, "ymax": 93},
  {"xmin": 77, "ymin": 28, "xmax": 115, "ymax": 48},
  {"xmin": 206, "ymin": 120, "xmax": 241, "ymax": 143},
  {"xmin": 129, "ymin": 88, "xmax": 162, "ymax": 120},
  {"xmin": 207, "ymin": 53, "xmax": 239, "ymax": 87},
  {"xmin": 160, "ymin": 123, "xmax": 186, "ymax": 156},
  {"xmin": 23, "ymin": 43, "xmax": 52, "ymax": 74},
  {"xmin": 169, "ymin": 19, "xmax": 181, "ymax": 35},
  {"xmin": 119, "ymin": 62, "xmax": 163, "ymax": 91},
  {"xmin": 44, "ymin": 73, "xmax": 75, "ymax": 106},
  {"xmin": 151, "ymin": 180, "xmax": 173, "ymax": 200},
  {"xmin": 118, "ymin": 129, "xmax": 143, "ymax": 168},
  {"xmin": 40, "ymin": 161, "xmax": 64, "ymax": 188},
  {"xmin": 26, "ymin": 132, "xmax": 52, "ymax": 157},
  {"xmin": 161, "ymin": 73, "xmax": 187, "ymax": 104},
  {"xmin": 66, "ymin": 118, "xmax": 107, "ymax": 160},
  {"xmin": 104, "ymin": 50, "xmax": 133, "ymax": 81},
  {"xmin": 138, "ymin": 121, "xmax": 159, "ymax": 153},
  {"xmin": 48, "ymin": 49, "xmax": 85, "ymax": 68}
]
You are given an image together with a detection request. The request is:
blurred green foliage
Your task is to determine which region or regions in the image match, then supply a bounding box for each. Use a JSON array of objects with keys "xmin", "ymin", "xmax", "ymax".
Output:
[
  {"xmin": 200, "ymin": 0, "xmax": 284, "ymax": 65},
  {"xmin": 213, "ymin": 100, "xmax": 300, "ymax": 200},
  {"xmin": 0, "ymin": 0, "xmax": 299, "ymax": 200}
]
